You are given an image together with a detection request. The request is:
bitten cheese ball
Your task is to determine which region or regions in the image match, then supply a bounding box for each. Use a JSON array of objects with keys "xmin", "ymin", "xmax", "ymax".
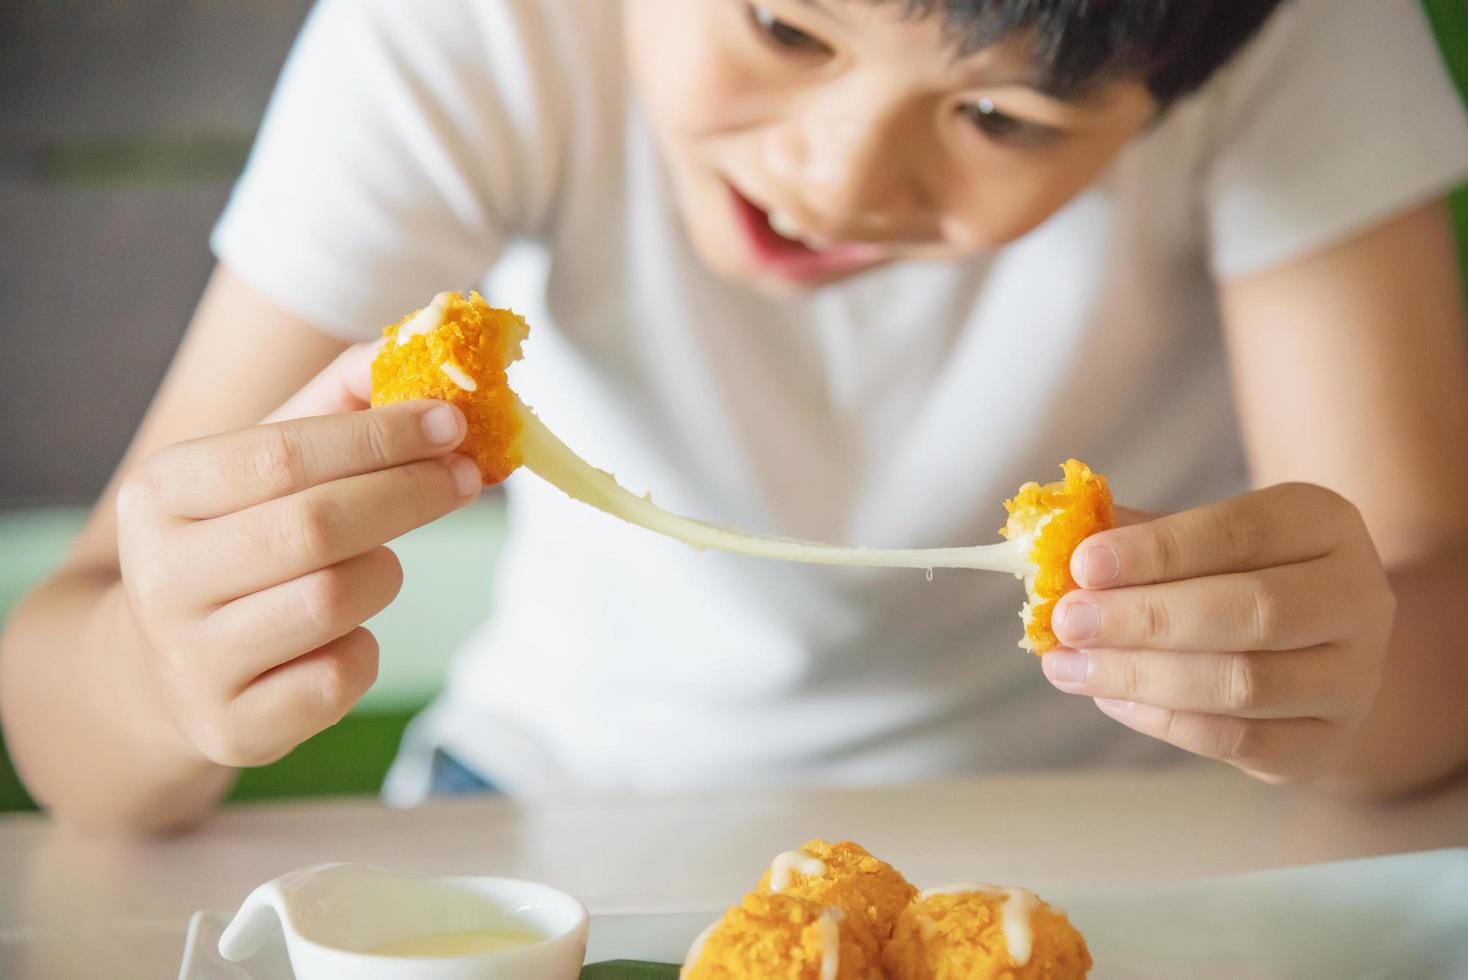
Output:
[
  {"xmin": 370, "ymin": 290, "xmax": 528, "ymax": 485},
  {"xmin": 1000, "ymin": 458, "xmax": 1115, "ymax": 654}
]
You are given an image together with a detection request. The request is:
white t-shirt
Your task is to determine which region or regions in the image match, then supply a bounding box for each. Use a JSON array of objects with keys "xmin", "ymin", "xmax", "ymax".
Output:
[{"xmin": 213, "ymin": 0, "xmax": 1468, "ymax": 802}]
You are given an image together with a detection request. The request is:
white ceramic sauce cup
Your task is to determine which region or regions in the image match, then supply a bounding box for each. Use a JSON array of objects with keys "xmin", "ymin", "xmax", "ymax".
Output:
[{"xmin": 218, "ymin": 863, "xmax": 589, "ymax": 979}]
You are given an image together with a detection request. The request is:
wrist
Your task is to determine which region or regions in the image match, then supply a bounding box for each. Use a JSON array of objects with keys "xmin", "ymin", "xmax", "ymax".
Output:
[
  {"xmin": 102, "ymin": 583, "xmax": 225, "ymax": 775},
  {"xmin": 7, "ymin": 574, "xmax": 234, "ymax": 833}
]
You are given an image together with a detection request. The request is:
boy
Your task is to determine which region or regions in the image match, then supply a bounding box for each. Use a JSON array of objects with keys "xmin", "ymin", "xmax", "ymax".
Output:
[{"xmin": 3, "ymin": 0, "xmax": 1467, "ymax": 833}]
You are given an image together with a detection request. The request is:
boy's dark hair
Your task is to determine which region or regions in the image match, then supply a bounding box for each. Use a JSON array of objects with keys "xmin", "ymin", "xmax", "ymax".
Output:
[{"xmin": 882, "ymin": 0, "xmax": 1289, "ymax": 105}]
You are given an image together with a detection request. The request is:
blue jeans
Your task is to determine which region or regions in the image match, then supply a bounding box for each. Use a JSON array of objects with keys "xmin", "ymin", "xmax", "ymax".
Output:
[{"xmin": 428, "ymin": 750, "xmax": 500, "ymax": 797}]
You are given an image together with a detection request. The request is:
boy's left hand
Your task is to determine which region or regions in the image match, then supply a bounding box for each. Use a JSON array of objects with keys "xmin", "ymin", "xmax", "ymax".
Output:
[{"xmin": 1041, "ymin": 483, "xmax": 1397, "ymax": 785}]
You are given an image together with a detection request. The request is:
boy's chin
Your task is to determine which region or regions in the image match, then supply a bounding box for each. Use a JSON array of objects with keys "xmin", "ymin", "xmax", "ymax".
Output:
[{"xmin": 744, "ymin": 263, "xmax": 888, "ymax": 295}]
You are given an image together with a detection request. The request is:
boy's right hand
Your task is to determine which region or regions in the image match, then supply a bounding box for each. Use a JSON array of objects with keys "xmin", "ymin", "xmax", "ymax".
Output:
[{"xmin": 113, "ymin": 343, "xmax": 480, "ymax": 769}]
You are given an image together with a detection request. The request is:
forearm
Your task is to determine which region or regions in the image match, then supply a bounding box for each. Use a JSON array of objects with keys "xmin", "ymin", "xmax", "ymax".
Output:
[
  {"xmin": 0, "ymin": 570, "xmax": 234, "ymax": 835},
  {"xmin": 1325, "ymin": 535, "xmax": 1468, "ymax": 799}
]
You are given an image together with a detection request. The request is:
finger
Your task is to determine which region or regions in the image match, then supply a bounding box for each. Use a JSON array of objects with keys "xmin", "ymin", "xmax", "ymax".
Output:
[
  {"xmin": 1041, "ymin": 644, "xmax": 1358, "ymax": 720},
  {"xmin": 147, "ymin": 400, "xmax": 466, "ymax": 519},
  {"xmin": 1053, "ymin": 556, "xmax": 1360, "ymax": 652},
  {"xmin": 264, "ymin": 340, "xmax": 382, "ymax": 424},
  {"xmin": 186, "ymin": 455, "xmax": 479, "ymax": 603},
  {"xmin": 198, "ymin": 547, "xmax": 403, "ymax": 690},
  {"xmin": 1111, "ymin": 506, "xmax": 1159, "ymax": 527},
  {"xmin": 210, "ymin": 628, "xmax": 380, "ymax": 768},
  {"xmin": 1092, "ymin": 699, "xmax": 1343, "ymax": 784},
  {"xmin": 1071, "ymin": 483, "xmax": 1355, "ymax": 589}
]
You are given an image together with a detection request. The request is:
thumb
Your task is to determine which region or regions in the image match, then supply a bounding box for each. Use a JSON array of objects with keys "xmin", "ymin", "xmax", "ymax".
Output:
[
  {"xmin": 262, "ymin": 339, "xmax": 383, "ymax": 424},
  {"xmin": 1067, "ymin": 504, "xmax": 1160, "ymax": 586}
]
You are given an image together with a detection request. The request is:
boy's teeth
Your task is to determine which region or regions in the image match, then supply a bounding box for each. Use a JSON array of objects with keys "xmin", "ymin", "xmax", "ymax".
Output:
[
  {"xmin": 768, "ymin": 210, "xmax": 801, "ymax": 239},
  {"xmin": 768, "ymin": 210, "xmax": 828, "ymax": 251}
]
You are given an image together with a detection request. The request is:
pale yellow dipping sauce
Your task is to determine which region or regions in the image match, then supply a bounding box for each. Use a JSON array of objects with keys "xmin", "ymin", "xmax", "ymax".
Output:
[{"xmin": 367, "ymin": 927, "xmax": 543, "ymax": 958}]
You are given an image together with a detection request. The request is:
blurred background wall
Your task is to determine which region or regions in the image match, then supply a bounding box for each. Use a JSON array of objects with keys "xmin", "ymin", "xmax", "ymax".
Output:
[{"xmin": 1, "ymin": 1, "xmax": 311, "ymax": 508}]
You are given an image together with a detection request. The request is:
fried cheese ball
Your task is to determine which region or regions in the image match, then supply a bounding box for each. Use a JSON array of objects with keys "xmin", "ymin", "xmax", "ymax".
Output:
[
  {"xmin": 883, "ymin": 887, "xmax": 1091, "ymax": 980},
  {"xmin": 370, "ymin": 290, "xmax": 529, "ymax": 485},
  {"xmin": 682, "ymin": 892, "xmax": 883, "ymax": 980},
  {"xmin": 1000, "ymin": 459, "xmax": 1115, "ymax": 654},
  {"xmin": 755, "ymin": 840, "xmax": 918, "ymax": 948}
]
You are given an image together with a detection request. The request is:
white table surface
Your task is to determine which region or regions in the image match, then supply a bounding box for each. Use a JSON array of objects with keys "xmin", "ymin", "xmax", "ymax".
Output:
[{"xmin": 3, "ymin": 765, "xmax": 1466, "ymax": 979}]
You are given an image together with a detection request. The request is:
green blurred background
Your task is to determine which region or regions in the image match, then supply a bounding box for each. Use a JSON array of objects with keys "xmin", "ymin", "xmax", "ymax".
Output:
[{"xmin": 1, "ymin": 0, "xmax": 1465, "ymax": 813}]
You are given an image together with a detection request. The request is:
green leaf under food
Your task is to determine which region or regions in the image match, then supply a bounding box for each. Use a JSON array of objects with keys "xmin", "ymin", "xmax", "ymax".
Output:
[{"xmin": 580, "ymin": 961, "xmax": 682, "ymax": 980}]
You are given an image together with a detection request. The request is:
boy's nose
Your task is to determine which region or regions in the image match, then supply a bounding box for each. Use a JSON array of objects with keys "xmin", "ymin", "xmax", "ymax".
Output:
[{"xmin": 762, "ymin": 107, "xmax": 923, "ymax": 236}]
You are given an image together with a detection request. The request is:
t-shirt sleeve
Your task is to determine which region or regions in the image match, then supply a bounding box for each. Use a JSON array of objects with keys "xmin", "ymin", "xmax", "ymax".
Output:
[
  {"xmin": 1202, "ymin": 0, "xmax": 1468, "ymax": 281},
  {"xmin": 211, "ymin": 0, "xmax": 565, "ymax": 340}
]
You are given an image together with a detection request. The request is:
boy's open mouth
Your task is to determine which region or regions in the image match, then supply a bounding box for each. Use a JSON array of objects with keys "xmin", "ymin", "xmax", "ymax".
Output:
[{"xmin": 726, "ymin": 184, "xmax": 887, "ymax": 284}]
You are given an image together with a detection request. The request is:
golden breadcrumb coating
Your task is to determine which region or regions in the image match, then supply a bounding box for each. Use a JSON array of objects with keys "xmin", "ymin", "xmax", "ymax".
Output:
[
  {"xmin": 1000, "ymin": 459, "xmax": 1114, "ymax": 654},
  {"xmin": 883, "ymin": 890, "xmax": 1091, "ymax": 980},
  {"xmin": 686, "ymin": 843, "xmax": 1093, "ymax": 977},
  {"xmin": 684, "ymin": 892, "xmax": 884, "ymax": 980},
  {"xmin": 755, "ymin": 840, "xmax": 918, "ymax": 946},
  {"xmin": 370, "ymin": 291, "xmax": 529, "ymax": 485}
]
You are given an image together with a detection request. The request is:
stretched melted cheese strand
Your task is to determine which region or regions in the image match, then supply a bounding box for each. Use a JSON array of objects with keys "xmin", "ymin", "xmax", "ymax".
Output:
[
  {"xmin": 371, "ymin": 292, "xmax": 1113, "ymax": 653},
  {"xmin": 513, "ymin": 401, "xmax": 1033, "ymax": 576}
]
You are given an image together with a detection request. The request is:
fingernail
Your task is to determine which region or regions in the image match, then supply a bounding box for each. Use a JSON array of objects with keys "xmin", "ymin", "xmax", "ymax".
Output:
[
  {"xmin": 423, "ymin": 404, "xmax": 463, "ymax": 445},
  {"xmin": 1096, "ymin": 698, "xmax": 1133, "ymax": 714},
  {"xmin": 448, "ymin": 455, "xmax": 482, "ymax": 496},
  {"xmin": 1082, "ymin": 545, "xmax": 1119, "ymax": 586},
  {"xmin": 1055, "ymin": 601, "xmax": 1100, "ymax": 642},
  {"xmin": 1043, "ymin": 650, "xmax": 1088, "ymax": 687}
]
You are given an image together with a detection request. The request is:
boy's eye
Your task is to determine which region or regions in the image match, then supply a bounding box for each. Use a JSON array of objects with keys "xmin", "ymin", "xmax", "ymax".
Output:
[
  {"xmin": 960, "ymin": 98, "xmax": 1062, "ymax": 147},
  {"xmin": 746, "ymin": 4, "xmax": 831, "ymax": 56}
]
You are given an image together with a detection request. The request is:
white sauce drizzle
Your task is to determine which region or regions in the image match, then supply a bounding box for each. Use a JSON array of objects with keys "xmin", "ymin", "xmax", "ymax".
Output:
[
  {"xmin": 439, "ymin": 359, "xmax": 478, "ymax": 391},
  {"xmin": 679, "ymin": 921, "xmax": 719, "ymax": 978},
  {"xmin": 769, "ymin": 849, "xmax": 827, "ymax": 891},
  {"xmin": 395, "ymin": 291, "xmax": 453, "ymax": 345},
  {"xmin": 817, "ymin": 908, "xmax": 841, "ymax": 980},
  {"xmin": 917, "ymin": 883, "xmax": 1041, "ymax": 967}
]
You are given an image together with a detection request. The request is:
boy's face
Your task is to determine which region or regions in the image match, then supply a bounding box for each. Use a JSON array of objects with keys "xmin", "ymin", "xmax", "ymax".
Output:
[{"xmin": 625, "ymin": 0, "xmax": 1156, "ymax": 293}]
